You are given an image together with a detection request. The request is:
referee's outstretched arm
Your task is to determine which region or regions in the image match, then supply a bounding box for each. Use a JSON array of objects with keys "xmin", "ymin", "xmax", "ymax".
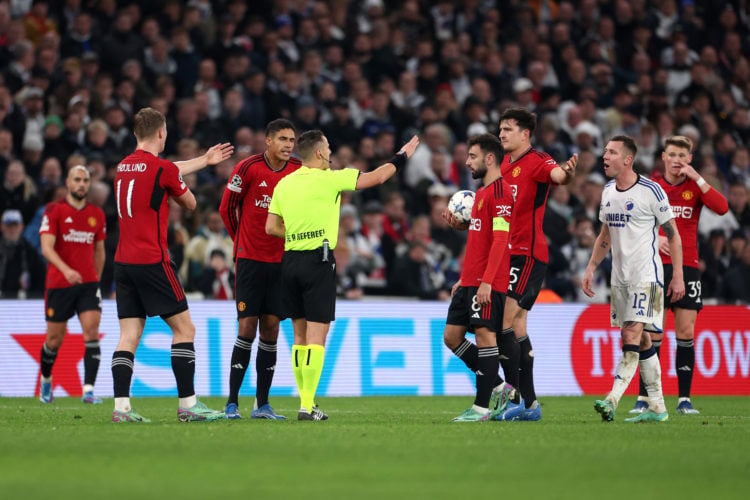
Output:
[{"xmin": 355, "ymin": 135, "xmax": 420, "ymax": 190}]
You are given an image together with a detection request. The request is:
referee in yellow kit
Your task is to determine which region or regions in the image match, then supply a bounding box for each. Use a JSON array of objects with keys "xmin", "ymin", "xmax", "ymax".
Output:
[{"xmin": 266, "ymin": 130, "xmax": 419, "ymax": 420}]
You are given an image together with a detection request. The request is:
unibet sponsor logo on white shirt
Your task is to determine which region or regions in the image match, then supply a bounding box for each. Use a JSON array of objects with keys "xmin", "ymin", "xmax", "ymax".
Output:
[{"xmin": 599, "ymin": 177, "xmax": 673, "ymax": 287}]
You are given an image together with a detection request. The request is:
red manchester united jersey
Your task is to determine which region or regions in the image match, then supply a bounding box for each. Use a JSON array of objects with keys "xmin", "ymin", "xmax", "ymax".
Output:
[
  {"xmin": 40, "ymin": 200, "xmax": 106, "ymax": 289},
  {"xmin": 653, "ymin": 174, "xmax": 729, "ymax": 268},
  {"xmin": 114, "ymin": 150, "xmax": 188, "ymax": 264},
  {"xmin": 500, "ymin": 148, "xmax": 556, "ymax": 262},
  {"xmin": 461, "ymin": 178, "xmax": 514, "ymax": 291},
  {"xmin": 219, "ymin": 154, "xmax": 301, "ymax": 263}
]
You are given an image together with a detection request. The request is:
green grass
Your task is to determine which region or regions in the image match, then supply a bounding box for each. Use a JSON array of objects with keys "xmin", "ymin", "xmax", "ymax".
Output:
[{"xmin": 1, "ymin": 396, "xmax": 748, "ymax": 500}]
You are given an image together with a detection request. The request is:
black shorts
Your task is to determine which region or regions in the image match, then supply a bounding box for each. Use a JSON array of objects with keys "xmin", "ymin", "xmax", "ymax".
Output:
[
  {"xmin": 45, "ymin": 282, "xmax": 102, "ymax": 322},
  {"xmin": 446, "ymin": 286, "xmax": 506, "ymax": 333},
  {"xmin": 664, "ymin": 264, "xmax": 703, "ymax": 311},
  {"xmin": 281, "ymin": 249, "xmax": 337, "ymax": 323},
  {"xmin": 507, "ymin": 255, "xmax": 547, "ymax": 310},
  {"xmin": 235, "ymin": 258, "xmax": 284, "ymax": 318},
  {"xmin": 114, "ymin": 262, "xmax": 188, "ymax": 319}
]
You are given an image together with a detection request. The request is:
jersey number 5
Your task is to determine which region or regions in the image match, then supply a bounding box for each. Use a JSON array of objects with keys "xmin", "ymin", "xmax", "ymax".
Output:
[
  {"xmin": 508, "ymin": 266, "xmax": 519, "ymax": 291},
  {"xmin": 116, "ymin": 179, "xmax": 135, "ymax": 219}
]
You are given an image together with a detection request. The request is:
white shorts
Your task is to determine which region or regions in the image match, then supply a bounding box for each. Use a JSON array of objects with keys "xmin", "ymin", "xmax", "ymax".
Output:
[{"xmin": 610, "ymin": 282, "xmax": 664, "ymax": 333}]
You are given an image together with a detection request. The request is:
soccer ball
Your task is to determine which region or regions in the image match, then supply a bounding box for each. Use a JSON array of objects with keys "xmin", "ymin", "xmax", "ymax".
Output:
[{"xmin": 447, "ymin": 190, "xmax": 475, "ymax": 224}]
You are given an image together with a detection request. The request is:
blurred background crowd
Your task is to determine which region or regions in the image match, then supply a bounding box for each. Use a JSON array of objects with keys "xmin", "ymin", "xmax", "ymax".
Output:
[{"xmin": 1, "ymin": 0, "xmax": 750, "ymax": 304}]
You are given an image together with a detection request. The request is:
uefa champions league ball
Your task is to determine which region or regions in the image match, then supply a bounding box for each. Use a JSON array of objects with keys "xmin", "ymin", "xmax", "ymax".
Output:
[{"xmin": 447, "ymin": 190, "xmax": 475, "ymax": 224}]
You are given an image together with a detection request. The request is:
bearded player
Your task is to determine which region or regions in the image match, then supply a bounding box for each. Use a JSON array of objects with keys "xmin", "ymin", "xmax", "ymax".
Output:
[{"xmin": 38, "ymin": 165, "xmax": 106, "ymax": 404}]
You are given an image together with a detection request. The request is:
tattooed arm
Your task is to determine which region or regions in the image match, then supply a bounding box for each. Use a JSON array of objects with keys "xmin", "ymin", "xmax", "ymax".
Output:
[{"xmin": 582, "ymin": 224, "xmax": 611, "ymax": 297}]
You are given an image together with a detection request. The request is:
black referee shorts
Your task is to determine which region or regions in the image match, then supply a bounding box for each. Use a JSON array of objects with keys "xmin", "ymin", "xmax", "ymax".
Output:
[{"xmin": 281, "ymin": 249, "xmax": 337, "ymax": 323}]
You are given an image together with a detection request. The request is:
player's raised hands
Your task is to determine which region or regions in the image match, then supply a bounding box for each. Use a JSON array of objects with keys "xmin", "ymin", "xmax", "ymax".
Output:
[
  {"xmin": 206, "ymin": 143, "xmax": 235, "ymax": 165},
  {"xmin": 562, "ymin": 153, "xmax": 578, "ymax": 177}
]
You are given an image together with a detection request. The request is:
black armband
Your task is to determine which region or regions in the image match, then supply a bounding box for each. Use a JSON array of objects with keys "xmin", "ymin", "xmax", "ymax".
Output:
[{"xmin": 388, "ymin": 152, "xmax": 407, "ymax": 170}]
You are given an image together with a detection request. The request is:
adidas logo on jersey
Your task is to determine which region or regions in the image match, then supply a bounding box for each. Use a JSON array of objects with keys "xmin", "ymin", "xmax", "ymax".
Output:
[
  {"xmin": 636, "ymin": 310, "xmax": 645, "ymax": 316},
  {"xmin": 65, "ymin": 216, "xmax": 73, "ymax": 223},
  {"xmin": 678, "ymin": 365, "xmax": 692, "ymax": 372},
  {"xmin": 259, "ymin": 180, "xmax": 268, "ymax": 187}
]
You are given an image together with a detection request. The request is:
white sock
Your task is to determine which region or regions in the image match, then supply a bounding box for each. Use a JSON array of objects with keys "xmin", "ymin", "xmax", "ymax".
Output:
[
  {"xmin": 41, "ymin": 375, "xmax": 52, "ymax": 383},
  {"xmin": 179, "ymin": 395, "xmax": 197, "ymax": 408},
  {"xmin": 83, "ymin": 384, "xmax": 94, "ymax": 394},
  {"xmin": 640, "ymin": 355, "xmax": 667, "ymax": 413},
  {"xmin": 678, "ymin": 397, "xmax": 690, "ymax": 403},
  {"xmin": 472, "ymin": 404, "xmax": 489, "ymax": 414},
  {"xmin": 607, "ymin": 350, "xmax": 639, "ymax": 409},
  {"xmin": 492, "ymin": 381, "xmax": 506, "ymax": 394},
  {"xmin": 114, "ymin": 397, "xmax": 131, "ymax": 412}
]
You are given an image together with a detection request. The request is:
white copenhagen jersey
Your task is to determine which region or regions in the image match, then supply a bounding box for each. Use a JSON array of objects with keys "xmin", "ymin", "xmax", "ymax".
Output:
[{"xmin": 599, "ymin": 175, "xmax": 674, "ymax": 287}]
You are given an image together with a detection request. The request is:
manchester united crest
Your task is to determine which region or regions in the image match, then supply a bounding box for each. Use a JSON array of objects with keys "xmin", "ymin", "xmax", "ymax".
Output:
[
  {"xmin": 88, "ymin": 216, "xmax": 97, "ymax": 227},
  {"xmin": 512, "ymin": 166, "xmax": 522, "ymax": 177},
  {"xmin": 682, "ymin": 190, "xmax": 694, "ymax": 201},
  {"xmin": 47, "ymin": 308, "xmax": 55, "ymax": 317},
  {"xmin": 238, "ymin": 301, "xmax": 246, "ymax": 312},
  {"xmin": 478, "ymin": 199, "xmax": 484, "ymax": 211}
]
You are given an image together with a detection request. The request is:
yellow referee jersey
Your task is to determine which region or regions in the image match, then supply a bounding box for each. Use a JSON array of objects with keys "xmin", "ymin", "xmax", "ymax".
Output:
[{"xmin": 269, "ymin": 166, "xmax": 359, "ymax": 251}]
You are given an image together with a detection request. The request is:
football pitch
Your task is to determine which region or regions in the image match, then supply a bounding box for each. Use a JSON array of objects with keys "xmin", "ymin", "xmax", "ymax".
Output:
[{"xmin": 1, "ymin": 396, "xmax": 748, "ymax": 500}]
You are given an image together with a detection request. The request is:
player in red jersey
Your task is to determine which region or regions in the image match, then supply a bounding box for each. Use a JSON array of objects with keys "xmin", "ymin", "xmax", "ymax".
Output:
[
  {"xmin": 442, "ymin": 133, "xmax": 516, "ymax": 421},
  {"xmin": 37, "ymin": 165, "xmax": 106, "ymax": 404},
  {"xmin": 630, "ymin": 135, "xmax": 728, "ymax": 415},
  {"xmin": 495, "ymin": 108, "xmax": 577, "ymax": 421},
  {"xmin": 110, "ymin": 107, "xmax": 233, "ymax": 423},
  {"xmin": 219, "ymin": 118, "xmax": 300, "ymax": 420}
]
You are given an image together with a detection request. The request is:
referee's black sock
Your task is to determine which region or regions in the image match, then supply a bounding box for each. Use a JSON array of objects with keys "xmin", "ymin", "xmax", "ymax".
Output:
[
  {"xmin": 171, "ymin": 342, "xmax": 195, "ymax": 398},
  {"xmin": 84, "ymin": 340, "xmax": 101, "ymax": 386},
  {"xmin": 227, "ymin": 336, "xmax": 253, "ymax": 405},
  {"xmin": 452, "ymin": 339, "xmax": 478, "ymax": 372},
  {"xmin": 255, "ymin": 339, "xmax": 277, "ymax": 408},
  {"xmin": 111, "ymin": 350, "xmax": 134, "ymax": 398},
  {"xmin": 518, "ymin": 335, "xmax": 537, "ymax": 408},
  {"xmin": 40, "ymin": 342, "xmax": 57, "ymax": 378}
]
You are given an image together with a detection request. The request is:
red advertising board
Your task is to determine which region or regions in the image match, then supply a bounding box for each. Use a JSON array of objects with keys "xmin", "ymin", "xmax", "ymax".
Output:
[{"xmin": 572, "ymin": 305, "xmax": 750, "ymax": 395}]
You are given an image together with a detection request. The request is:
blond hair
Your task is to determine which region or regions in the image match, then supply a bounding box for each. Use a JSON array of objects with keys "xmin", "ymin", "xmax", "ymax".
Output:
[{"xmin": 664, "ymin": 135, "xmax": 693, "ymax": 153}]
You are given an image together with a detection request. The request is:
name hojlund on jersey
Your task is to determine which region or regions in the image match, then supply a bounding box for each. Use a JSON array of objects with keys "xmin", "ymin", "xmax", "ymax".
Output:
[{"xmin": 117, "ymin": 163, "xmax": 147, "ymax": 172}]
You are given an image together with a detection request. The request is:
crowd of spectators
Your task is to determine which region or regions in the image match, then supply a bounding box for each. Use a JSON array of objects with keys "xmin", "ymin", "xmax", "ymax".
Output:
[{"xmin": 1, "ymin": 0, "xmax": 750, "ymax": 304}]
